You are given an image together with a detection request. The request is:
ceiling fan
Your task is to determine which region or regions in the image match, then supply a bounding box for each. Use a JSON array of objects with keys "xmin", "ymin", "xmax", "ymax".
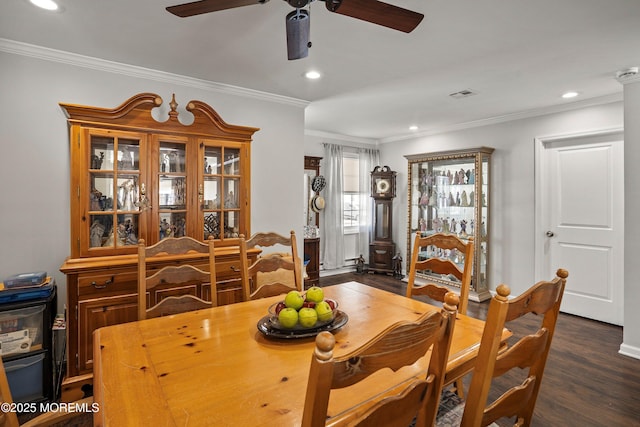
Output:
[{"xmin": 166, "ymin": 0, "xmax": 424, "ymax": 60}]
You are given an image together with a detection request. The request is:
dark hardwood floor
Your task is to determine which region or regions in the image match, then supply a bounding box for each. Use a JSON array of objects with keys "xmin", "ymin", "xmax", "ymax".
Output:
[{"xmin": 320, "ymin": 272, "xmax": 640, "ymax": 427}]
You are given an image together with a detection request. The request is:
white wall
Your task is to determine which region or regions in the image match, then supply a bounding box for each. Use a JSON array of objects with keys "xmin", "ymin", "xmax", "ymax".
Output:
[
  {"xmin": 622, "ymin": 79, "xmax": 640, "ymax": 359},
  {"xmin": 0, "ymin": 49, "xmax": 305, "ymax": 311}
]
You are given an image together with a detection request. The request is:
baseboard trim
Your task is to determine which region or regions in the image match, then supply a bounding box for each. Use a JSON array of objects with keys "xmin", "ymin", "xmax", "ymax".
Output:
[
  {"xmin": 320, "ymin": 267, "xmax": 356, "ymax": 277},
  {"xmin": 619, "ymin": 343, "xmax": 640, "ymax": 360}
]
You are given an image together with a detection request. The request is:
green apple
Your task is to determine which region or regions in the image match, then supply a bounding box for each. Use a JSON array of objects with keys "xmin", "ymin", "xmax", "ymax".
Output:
[
  {"xmin": 305, "ymin": 286, "xmax": 324, "ymax": 303},
  {"xmin": 315, "ymin": 301, "xmax": 334, "ymax": 322},
  {"xmin": 298, "ymin": 307, "xmax": 318, "ymax": 328},
  {"xmin": 284, "ymin": 290, "xmax": 304, "ymax": 310},
  {"xmin": 278, "ymin": 307, "xmax": 299, "ymax": 328}
]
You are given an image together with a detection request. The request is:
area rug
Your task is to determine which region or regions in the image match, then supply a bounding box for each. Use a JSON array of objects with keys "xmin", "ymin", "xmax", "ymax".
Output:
[
  {"xmin": 409, "ymin": 389, "xmax": 500, "ymax": 427},
  {"xmin": 434, "ymin": 389, "xmax": 467, "ymax": 426}
]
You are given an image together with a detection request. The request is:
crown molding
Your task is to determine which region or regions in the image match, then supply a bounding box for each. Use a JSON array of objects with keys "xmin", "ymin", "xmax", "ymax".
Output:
[
  {"xmin": 0, "ymin": 38, "xmax": 309, "ymax": 108},
  {"xmin": 304, "ymin": 129, "xmax": 379, "ymax": 145},
  {"xmin": 380, "ymin": 93, "xmax": 623, "ymax": 144}
]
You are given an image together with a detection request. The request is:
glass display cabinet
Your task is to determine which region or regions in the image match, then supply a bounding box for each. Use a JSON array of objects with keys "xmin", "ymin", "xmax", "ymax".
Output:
[{"xmin": 405, "ymin": 147, "xmax": 494, "ymax": 301}]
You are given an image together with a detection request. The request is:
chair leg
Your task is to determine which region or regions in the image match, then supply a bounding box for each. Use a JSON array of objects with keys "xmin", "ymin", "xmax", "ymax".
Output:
[{"xmin": 453, "ymin": 379, "xmax": 465, "ymax": 399}]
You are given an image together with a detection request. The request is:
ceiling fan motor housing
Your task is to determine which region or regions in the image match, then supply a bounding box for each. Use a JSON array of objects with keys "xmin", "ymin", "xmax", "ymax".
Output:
[
  {"xmin": 287, "ymin": 0, "xmax": 310, "ymax": 8},
  {"xmin": 286, "ymin": 9, "xmax": 310, "ymax": 60}
]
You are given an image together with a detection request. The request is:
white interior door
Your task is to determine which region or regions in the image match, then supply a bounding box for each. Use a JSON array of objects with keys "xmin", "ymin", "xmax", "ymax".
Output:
[{"xmin": 536, "ymin": 130, "xmax": 624, "ymax": 325}]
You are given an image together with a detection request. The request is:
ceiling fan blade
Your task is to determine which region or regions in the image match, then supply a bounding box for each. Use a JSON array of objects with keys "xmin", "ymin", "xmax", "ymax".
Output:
[
  {"xmin": 324, "ymin": 0, "xmax": 424, "ymax": 33},
  {"xmin": 166, "ymin": 0, "xmax": 269, "ymax": 17}
]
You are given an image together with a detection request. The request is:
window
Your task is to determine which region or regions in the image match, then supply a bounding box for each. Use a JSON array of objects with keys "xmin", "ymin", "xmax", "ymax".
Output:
[{"xmin": 343, "ymin": 155, "xmax": 360, "ymax": 232}]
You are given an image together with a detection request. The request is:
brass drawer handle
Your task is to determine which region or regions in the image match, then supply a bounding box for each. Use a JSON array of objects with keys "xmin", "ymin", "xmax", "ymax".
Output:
[{"xmin": 91, "ymin": 276, "xmax": 114, "ymax": 289}]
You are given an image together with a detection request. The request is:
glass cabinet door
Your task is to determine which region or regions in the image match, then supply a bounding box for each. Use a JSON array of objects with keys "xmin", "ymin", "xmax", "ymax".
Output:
[
  {"xmin": 406, "ymin": 147, "xmax": 493, "ymax": 300},
  {"xmin": 86, "ymin": 131, "xmax": 144, "ymax": 254},
  {"xmin": 201, "ymin": 142, "xmax": 245, "ymax": 241},
  {"xmin": 156, "ymin": 138, "xmax": 189, "ymax": 241}
]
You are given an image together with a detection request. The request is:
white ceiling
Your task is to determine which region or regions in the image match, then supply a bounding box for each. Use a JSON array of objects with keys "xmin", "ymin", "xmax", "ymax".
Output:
[{"xmin": 2, "ymin": 0, "xmax": 639, "ymax": 141}]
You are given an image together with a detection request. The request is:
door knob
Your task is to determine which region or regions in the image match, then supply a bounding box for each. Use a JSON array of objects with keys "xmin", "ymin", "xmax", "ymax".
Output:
[{"xmin": 546, "ymin": 231, "xmax": 555, "ymax": 237}]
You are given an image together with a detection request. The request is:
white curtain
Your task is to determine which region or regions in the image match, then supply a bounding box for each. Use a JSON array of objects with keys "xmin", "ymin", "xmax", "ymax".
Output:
[
  {"xmin": 358, "ymin": 148, "xmax": 380, "ymax": 263},
  {"xmin": 321, "ymin": 143, "xmax": 344, "ymax": 270}
]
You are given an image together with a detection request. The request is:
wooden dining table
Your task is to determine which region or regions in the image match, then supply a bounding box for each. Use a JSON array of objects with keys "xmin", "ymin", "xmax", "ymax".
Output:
[{"xmin": 93, "ymin": 281, "xmax": 501, "ymax": 426}]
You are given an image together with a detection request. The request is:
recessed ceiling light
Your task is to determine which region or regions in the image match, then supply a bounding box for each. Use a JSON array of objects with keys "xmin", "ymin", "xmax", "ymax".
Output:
[
  {"xmin": 409, "ymin": 125, "xmax": 418, "ymax": 131},
  {"xmin": 305, "ymin": 71, "xmax": 321, "ymax": 80},
  {"xmin": 30, "ymin": 0, "xmax": 59, "ymax": 10},
  {"xmin": 561, "ymin": 91, "xmax": 579, "ymax": 99}
]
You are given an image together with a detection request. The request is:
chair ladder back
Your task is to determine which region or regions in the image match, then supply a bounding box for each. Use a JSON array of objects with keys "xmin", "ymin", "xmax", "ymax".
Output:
[
  {"xmin": 137, "ymin": 237, "xmax": 217, "ymax": 320},
  {"xmin": 146, "ymin": 295, "xmax": 214, "ymax": 319},
  {"xmin": 302, "ymin": 293, "xmax": 460, "ymax": 427},
  {"xmin": 239, "ymin": 230, "xmax": 302, "ymax": 301},
  {"xmin": 461, "ymin": 269, "xmax": 568, "ymax": 427},
  {"xmin": 406, "ymin": 232, "xmax": 474, "ymax": 316}
]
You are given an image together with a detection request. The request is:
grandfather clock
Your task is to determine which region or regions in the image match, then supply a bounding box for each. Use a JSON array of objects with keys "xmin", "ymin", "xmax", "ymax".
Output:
[{"xmin": 369, "ymin": 166, "xmax": 397, "ymax": 274}]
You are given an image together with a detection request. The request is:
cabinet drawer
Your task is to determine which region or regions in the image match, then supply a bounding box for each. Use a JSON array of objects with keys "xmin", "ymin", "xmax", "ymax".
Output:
[
  {"xmin": 215, "ymin": 259, "xmax": 242, "ymax": 280},
  {"xmin": 78, "ymin": 272, "xmax": 137, "ymax": 297}
]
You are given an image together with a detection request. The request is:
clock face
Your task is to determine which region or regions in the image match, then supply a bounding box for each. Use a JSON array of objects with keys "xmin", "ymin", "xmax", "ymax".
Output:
[{"xmin": 376, "ymin": 178, "xmax": 391, "ymax": 194}]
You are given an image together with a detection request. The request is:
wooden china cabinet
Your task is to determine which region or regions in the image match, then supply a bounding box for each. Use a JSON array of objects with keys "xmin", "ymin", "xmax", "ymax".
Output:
[{"xmin": 59, "ymin": 93, "xmax": 259, "ymax": 377}]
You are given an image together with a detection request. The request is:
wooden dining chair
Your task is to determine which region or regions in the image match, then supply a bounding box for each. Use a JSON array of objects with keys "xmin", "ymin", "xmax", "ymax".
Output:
[
  {"xmin": 460, "ymin": 268, "xmax": 568, "ymax": 427},
  {"xmin": 406, "ymin": 231, "xmax": 474, "ymax": 397},
  {"xmin": 137, "ymin": 236, "xmax": 216, "ymax": 320},
  {"xmin": 0, "ymin": 355, "xmax": 93, "ymax": 427},
  {"xmin": 238, "ymin": 230, "xmax": 303, "ymax": 301},
  {"xmin": 302, "ymin": 293, "xmax": 460, "ymax": 427}
]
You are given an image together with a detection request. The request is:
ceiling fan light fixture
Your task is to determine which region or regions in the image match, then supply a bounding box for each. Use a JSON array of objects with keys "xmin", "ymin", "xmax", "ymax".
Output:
[{"xmin": 286, "ymin": 9, "xmax": 310, "ymax": 60}]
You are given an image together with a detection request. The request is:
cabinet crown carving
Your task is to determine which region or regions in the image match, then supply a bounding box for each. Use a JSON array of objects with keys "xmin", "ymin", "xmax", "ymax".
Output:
[{"xmin": 60, "ymin": 92, "xmax": 259, "ymax": 140}]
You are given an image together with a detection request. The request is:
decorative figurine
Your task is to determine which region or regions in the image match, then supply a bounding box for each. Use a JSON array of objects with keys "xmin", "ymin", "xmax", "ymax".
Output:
[
  {"xmin": 467, "ymin": 169, "xmax": 475, "ymax": 184},
  {"xmin": 392, "ymin": 252, "xmax": 403, "ymax": 279},
  {"xmin": 90, "ymin": 188, "xmax": 103, "ymax": 211},
  {"xmin": 160, "ymin": 218, "xmax": 171, "ymax": 239},
  {"xmin": 461, "ymin": 190, "xmax": 469, "ymax": 207},
  {"xmin": 91, "ymin": 152, "xmax": 104, "ymax": 170},
  {"xmin": 443, "ymin": 218, "xmax": 450, "ymax": 233},
  {"xmin": 459, "ymin": 219, "xmax": 468, "ymax": 237},
  {"xmin": 117, "ymin": 179, "xmax": 137, "ymax": 211},
  {"xmin": 458, "ymin": 168, "xmax": 467, "ymax": 184},
  {"xmin": 356, "ymin": 254, "xmax": 366, "ymax": 274},
  {"xmin": 169, "ymin": 151, "xmax": 179, "ymax": 172},
  {"xmin": 419, "ymin": 191, "xmax": 429, "ymax": 206},
  {"xmin": 428, "ymin": 190, "xmax": 437, "ymax": 206},
  {"xmin": 90, "ymin": 220, "xmax": 105, "ymax": 248}
]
